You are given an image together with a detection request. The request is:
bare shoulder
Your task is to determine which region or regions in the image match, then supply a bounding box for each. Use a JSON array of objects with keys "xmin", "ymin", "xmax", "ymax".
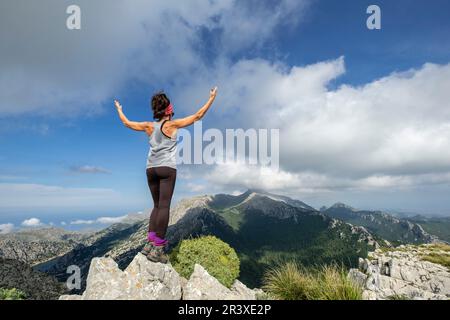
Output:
[
  {"xmin": 165, "ymin": 119, "xmax": 178, "ymax": 128},
  {"xmin": 144, "ymin": 121, "xmax": 154, "ymax": 136},
  {"xmin": 163, "ymin": 119, "xmax": 178, "ymax": 137}
]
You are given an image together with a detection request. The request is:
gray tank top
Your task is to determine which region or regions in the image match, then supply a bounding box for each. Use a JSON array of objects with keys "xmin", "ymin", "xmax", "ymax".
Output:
[{"xmin": 146, "ymin": 121, "xmax": 177, "ymax": 169}]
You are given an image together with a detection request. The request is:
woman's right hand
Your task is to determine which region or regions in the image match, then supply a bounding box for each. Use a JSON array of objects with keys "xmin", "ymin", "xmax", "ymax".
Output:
[
  {"xmin": 210, "ymin": 86, "xmax": 218, "ymax": 99},
  {"xmin": 114, "ymin": 99, "xmax": 123, "ymax": 111}
]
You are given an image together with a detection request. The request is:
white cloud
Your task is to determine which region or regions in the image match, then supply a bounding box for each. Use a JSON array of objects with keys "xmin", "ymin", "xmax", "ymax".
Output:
[
  {"xmin": 0, "ymin": 223, "xmax": 14, "ymax": 234},
  {"xmin": 21, "ymin": 218, "xmax": 42, "ymax": 227},
  {"xmin": 70, "ymin": 215, "xmax": 127, "ymax": 225},
  {"xmin": 96, "ymin": 215, "xmax": 128, "ymax": 224},
  {"xmin": 70, "ymin": 165, "xmax": 111, "ymax": 175},
  {"xmin": 0, "ymin": 0, "xmax": 309, "ymax": 117},
  {"xmin": 70, "ymin": 219, "xmax": 95, "ymax": 225}
]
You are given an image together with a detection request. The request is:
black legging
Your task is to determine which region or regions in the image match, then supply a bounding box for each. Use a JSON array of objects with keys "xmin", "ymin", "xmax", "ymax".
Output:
[{"xmin": 146, "ymin": 166, "xmax": 177, "ymax": 239}]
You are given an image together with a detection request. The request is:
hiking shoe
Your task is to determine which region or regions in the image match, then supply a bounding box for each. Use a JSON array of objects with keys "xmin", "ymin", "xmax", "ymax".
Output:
[
  {"xmin": 141, "ymin": 242, "xmax": 154, "ymax": 255},
  {"xmin": 146, "ymin": 245, "xmax": 169, "ymax": 264}
]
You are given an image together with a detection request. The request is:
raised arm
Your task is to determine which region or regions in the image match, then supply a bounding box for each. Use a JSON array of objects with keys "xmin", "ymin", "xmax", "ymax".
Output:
[
  {"xmin": 114, "ymin": 100, "xmax": 151, "ymax": 132},
  {"xmin": 172, "ymin": 87, "xmax": 218, "ymax": 129}
]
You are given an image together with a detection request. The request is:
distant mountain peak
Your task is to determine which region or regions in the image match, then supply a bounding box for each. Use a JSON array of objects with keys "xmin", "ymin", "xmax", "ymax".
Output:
[
  {"xmin": 330, "ymin": 202, "xmax": 356, "ymax": 211},
  {"xmin": 235, "ymin": 189, "xmax": 316, "ymax": 212}
]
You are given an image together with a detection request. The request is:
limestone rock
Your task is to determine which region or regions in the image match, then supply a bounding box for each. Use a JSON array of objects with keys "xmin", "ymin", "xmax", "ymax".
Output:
[
  {"xmin": 182, "ymin": 264, "xmax": 257, "ymax": 300},
  {"xmin": 82, "ymin": 257, "xmax": 127, "ymax": 300},
  {"xmin": 124, "ymin": 253, "xmax": 182, "ymax": 300},
  {"xmin": 59, "ymin": 254, "xmax": 259, "ymax": 300},
  {"xmin": 183, "ymin": 264, "xmax": 233, "ymax": 300},
  {"xmin": 349, "ymin": 244, "xmax": 450, "ymax": 300},
  {"xmin": 61, "ymin": 254, "xmax": 182, "ymax": 300},
  {"xmin": 230, "ymin": 280, "xmax": 257, "ymax": 300},
  {"xmin": 347, "ymin": 268, "xmax": 367, "ymax": 288}
]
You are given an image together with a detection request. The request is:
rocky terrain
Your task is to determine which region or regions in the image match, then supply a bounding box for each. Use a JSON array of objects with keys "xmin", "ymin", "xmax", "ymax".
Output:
[
  {"xmin": 348, "ymin": 244, "xmax": 450, "ymax": 300},
  {"xmin": 60, "ymin": 253, "xmax": 261, "ymax": 300},
  {"xmin": 0, "ymin": 227, "xmax": 89, "ymax": 265}
]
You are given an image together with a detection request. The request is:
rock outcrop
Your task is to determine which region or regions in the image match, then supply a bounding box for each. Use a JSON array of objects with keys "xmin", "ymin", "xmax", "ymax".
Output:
[
  {"xmin": 60, "ymin": 253, "xmax": 259, "ymax": 300},
  {"xmin": 348, "ymin": 245, "xmax": 450, "ymax": 300}
]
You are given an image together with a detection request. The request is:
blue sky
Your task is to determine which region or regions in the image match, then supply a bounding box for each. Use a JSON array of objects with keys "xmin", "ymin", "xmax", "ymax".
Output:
[{"xmin": 1, "ymin": 0, "xmax": 450, "ymax": 231}]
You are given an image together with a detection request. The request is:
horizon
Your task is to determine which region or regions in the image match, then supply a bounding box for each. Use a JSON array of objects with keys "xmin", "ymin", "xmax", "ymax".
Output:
[{"xmin": 2, "ymin": 1, "xmax": 450, "ymax": 232}]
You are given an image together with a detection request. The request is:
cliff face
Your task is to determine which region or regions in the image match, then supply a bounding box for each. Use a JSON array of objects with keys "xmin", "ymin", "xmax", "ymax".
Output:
[
  {"xmin": 348, "ymin": 244, "xmax": 450, "ymax": 300},
  {"xmin": 60, "ymin": 253, "xmax": 261, "ymax": 300}
]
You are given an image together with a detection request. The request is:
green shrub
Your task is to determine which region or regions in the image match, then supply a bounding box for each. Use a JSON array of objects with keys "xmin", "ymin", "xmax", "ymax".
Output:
[
  {"xmin": 170, "ymin": 236, "xmax": 240, "ymax": 288},
  {"xmin": 0, "ymin": 288, "xmax": 26, "ymax": 300},
  {"xmin": 262, "ymin": 262, "xmax": 363, "ymax": 300}
]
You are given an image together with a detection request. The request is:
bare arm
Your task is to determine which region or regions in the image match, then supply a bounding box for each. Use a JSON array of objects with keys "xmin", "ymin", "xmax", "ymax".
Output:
[
  {"xmin": 114, "ymin": 100, "xmax": 151, "ymax": 132},
  {"xmin": 172, "ymin": 87, "xmax": 218, "ymax": 129}
]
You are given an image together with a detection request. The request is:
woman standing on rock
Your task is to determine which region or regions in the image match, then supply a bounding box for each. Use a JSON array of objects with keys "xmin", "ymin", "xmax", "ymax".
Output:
[{"xmin": 114, "ymin": 86, "xmax": 218, "ymax": 263}]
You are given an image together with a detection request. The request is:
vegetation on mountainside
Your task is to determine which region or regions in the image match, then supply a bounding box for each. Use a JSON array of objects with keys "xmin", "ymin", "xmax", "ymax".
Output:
[{"xmin": 214, "ymin": 207, "xmax": 372, "ymax": 288}]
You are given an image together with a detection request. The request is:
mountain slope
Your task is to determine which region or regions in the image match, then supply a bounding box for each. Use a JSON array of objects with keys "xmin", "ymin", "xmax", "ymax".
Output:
[
  {"xmin": 0, "ymin": 227, "xmax": 89, "ymax": 266},
  {"xmin": 0, "ymin": 258, "xmax": 67, "ymax": 300},
  {"xmin": 208, "ymin": 193, "xmax": 376, "ymax": 287},
  {"xmin": 408, "ymin": 216, "xmax": 450, "ymax": 243},
  {"xmin": 324, "ymin": 203, "xmax": 436, "ymax": 245}
]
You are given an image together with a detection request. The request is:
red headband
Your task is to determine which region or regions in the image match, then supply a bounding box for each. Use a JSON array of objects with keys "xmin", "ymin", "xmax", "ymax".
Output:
[{"xmin": 165, "ymin": 103, "xmax": 174, "ymax": 116}]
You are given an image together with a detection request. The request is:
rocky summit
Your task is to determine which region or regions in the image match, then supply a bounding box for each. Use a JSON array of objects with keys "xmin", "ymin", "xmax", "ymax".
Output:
[
  {"xmin": 348, "ymin": 244, "xmax": 450, "ymax": 300},
  {"xmin": 59, "ymin": 253, "xmax": 260, "ymax": 300}
]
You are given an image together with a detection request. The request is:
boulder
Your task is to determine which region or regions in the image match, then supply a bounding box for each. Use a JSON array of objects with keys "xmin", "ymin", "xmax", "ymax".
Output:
[
  {"xmin": 182, "ymin": 264, "xmax": 258, "ymax": 300},
  {"xmin": 60, "ymin": 254, "xmax": 258, "ymax": 300},
  {"xmin": 347, "ymin": 268, "xmax": 367, "ymax": 288},
  {"xmin": 82, "ymin": 257, "xmax": 127, "ymax": 300},
  {"xmin": 60, "ymin": 254, "xmax": 182, "ymax": 300},
  {"xmin": 123, "ymin": 253, "xmax": 182, "ymax": 300}
]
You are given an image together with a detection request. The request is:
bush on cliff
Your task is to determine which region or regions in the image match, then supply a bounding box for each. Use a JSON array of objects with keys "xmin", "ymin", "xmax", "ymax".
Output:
[
  {"xmin": 170, "ymin": 236, "xmax": 240, "ymax": 288},
  {"xmin": 0, "ymin": 288, "xmax": 26, "ymax": 300}
]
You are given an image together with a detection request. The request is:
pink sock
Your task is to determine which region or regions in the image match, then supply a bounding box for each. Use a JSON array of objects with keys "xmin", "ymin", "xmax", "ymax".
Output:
[
  {"xmin": 148, "ymin": 232, "xmax": 157, "ymax": 242},
  {"xmin": 153, "ymin": 235, "xmax": 168, "ymax": 247}
]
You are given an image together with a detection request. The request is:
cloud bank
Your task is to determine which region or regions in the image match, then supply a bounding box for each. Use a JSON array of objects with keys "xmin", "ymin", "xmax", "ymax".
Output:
[
  {"xmin": 21, "ymin": 218, "xmax": 43, "ymax": 227},
  {"xmin": 0, "ymin": 223, "xmax": 14, "ymax": 234},
  {"xmin": 182, "ymin": 58, "xmax": 450, "ymax": 195}
]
